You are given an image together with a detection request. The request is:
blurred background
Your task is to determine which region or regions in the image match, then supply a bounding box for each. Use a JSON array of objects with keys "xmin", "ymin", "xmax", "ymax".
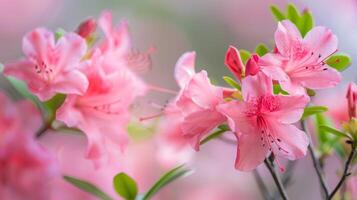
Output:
[{"xmin": 0, "ymin": 0, "xmax": 356, "ymax": 199}]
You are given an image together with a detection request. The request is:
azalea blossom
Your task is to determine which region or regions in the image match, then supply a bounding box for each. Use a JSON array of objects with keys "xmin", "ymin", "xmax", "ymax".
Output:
[
  {"xmin": 56, "ymin": 51, "xmax": 147, "ymax": 167},
  {"xmin": 259, "ymin": 20, "xmax": 341, "ymax": 94},
  {"xmin": 0, "ymin": 92, "xmax": 58, "ymax": 200},
  {"xmin": 172, "ymin": 52, "xmax": 226, "ymax": 150},
  {"xmin": 98, "ymin": 11, "xmax": 152, "ymax": 73},
  {"xmin": 4, "ymin": 28, "xmax": 88, "ymax": 101},
  {"xmin": 217, "ymin": 72, "xmax": 309, "ymax": 171}
]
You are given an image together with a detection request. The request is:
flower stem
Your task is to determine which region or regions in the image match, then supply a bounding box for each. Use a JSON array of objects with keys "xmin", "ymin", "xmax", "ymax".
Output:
[
  {"xmin": 253, "ymin": 169, "xmax": 272, "ymax": 200},
  {"xmin": 300, "ymin": 120, "xmax": 329, "ymax": 199},
  {"xmin": 328, "ymin": 142, "xmax": 356, "ymax": 199},
  {"xmin": 264, "ymin": 159, "xmax": 289, "ymax": 200}
]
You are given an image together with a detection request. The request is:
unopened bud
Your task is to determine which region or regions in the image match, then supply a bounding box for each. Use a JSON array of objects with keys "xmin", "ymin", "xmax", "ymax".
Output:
[{"xmin": 76, "ymin": 18, "xmax": 97, "ymax": 38}]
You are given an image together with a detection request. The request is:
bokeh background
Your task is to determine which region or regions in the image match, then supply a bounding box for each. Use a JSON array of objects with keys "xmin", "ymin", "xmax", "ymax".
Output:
[{"xmin": 0, "ymin": 0, "xmax": 356, "ymax": 199}]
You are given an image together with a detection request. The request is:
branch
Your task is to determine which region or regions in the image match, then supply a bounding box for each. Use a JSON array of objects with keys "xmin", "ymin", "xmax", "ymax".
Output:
[
  {"xmin": 264, "ymin": 159, "xmax": 289, "ymax": 200},
  {"xmin": 253, "ymin": 169, "xmax": 272, "ymax": 200},
  {"xmin": 300, "ymin": 120, "xmax": 329, "ymax": 199},
  {"xmin": 328, "ymin": 142, "xmax": 356, "ymax": 199}
]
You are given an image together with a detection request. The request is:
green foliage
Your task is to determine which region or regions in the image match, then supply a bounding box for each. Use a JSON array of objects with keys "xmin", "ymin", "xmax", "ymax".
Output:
[
  {"xmin": 255, "ymin": 44, "xmax": 269, "ymax": 56},
  {"xmin": 270, "ymin": 3, "xmax": 314, "ymax": 37},
  {"xmin": 64, "ymin": 176, "xmax": 113, "ymax": 200},
  {"xmin": 302, "ymin": 106, "xmax": 328, "ymax": 120},
  {"xmin": 43, "ymin": 93, "xmax": 66, "ymax": 120},
  {"xmin": 239, "ymin": 50, "xmax": 251, "ymax": 65},
  {"xmin": 319, "ymin": 125, "xmax": 351, "ymax": 139},
  {"xmin": 113, "ymin": 173, "xmax": 138, "ymax": 200},
  {"xmin": 223, "ymin": 76, "xmax": 241, "ymax": 90},
  {"xmin": 306, "ymin": 88, "xmax": 316, "ymax": 97},
  {"xmin": 270, "ymin": 5, "xmax": 286, "ymax": 21},
  {"xmin": 314, "ymin": 113, "xmax": 345, "ymax": 158},
  {"xmin": 127, "ymin": 121, "xmax": 157, "ymax": 141},
  {"xmin": 200, "ymin": 129, "xmax": 226, "ymax": 145},
  {"xmin": 325, "ymin": 54, "xmax": 351, "ymax": 71},
  {"xmin": 142, "ymin": 165, "xmax": 192, "ymax": 200}
]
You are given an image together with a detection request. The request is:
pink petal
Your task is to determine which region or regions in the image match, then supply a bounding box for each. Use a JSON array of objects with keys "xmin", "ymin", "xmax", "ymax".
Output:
[
  {"xmin": 304, "ymin": 26, "xmax": 338, "ymax": 59},
  {"xmin": 217, "ymin": 101, "xmax": 256, "ymax": 137},
  {"xmin": 52, "ymin": 70, "xmax": 89, "ymax": 96},
  {"xmin": 55, "ymin": 32, "xmax": 87, "ymax": 71},
  {"xmin": 174, "ymin": 51, "xmax": 196, "ymax": 88},
  {"xmin": 267, "ymin": 95, "xmax": 309, "ymax": 124},
  {"xmin": 56, "ymin": 96, "xmax": 85, "ymax": 127},
  {"xmin": 235, "ymin": 132, "xmax": 268, "ymax": 171},
  {"xmin": 279, "ymin": 79, "xmax": 306, "ymax": 95},
  {"xmin": 181, "ymin": 109, "xmax": 226, "ymax": 150},
  {"xmin": 291, "ymin": 67, "xmax": 341, "ymax": 90},
  {"xmin": 182, "ymin": 70, "xmax": 223, "ymax": 109},
  {"xmin": 98, "ymin": 11, "xmax": 114, "ymax": 39},
  {"xmin": 259, "ymin": 53, "xmax": 289, "ymax": 81},
  {"xmin": 268, "ymin": 121, "xmax": 309, "ymax": 160},
  {"xmin": 224, "ymin": 46, "xmax": 245, "ymax": 80},
  {"xmin": 22, "ymin": 28, "xmax": 55, "ymax": 61},
  {"xmin": 4, "ymin": 59, "xmax": 46, "ymax": 96},
  {"xmin": 242, "ymin": 72, "xmax": 273, "ymax": 100},
  {"xmin": 274, "ymin": 20, "xmax": 302, "ymax": 57}
]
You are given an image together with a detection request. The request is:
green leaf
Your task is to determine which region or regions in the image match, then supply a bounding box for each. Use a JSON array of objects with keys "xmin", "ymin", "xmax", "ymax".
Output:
[
  {"xmin": 218, "ymin": 124, "xmax": 230, "ymax": 131},
  {"xmin": 273, "ymin": 84, "xmax": 288, "ymax": 95},
  {"xmin": 286, "ymin": 4, "xmax": 301, "ymax": 24},
  {"xmin": 142, "ymin": 165, "xmax": 192, "ymax": 200},
  {"xmin": 223, "ymin": 76, "xmax": 241, "ymax": 90},
  {"xmin": 239, "ymin": 50, "xmax": 251, "ymax": 65},
  {"xmin": 270, "ymin": 5, "xmax": 286, "ymax": 21},
  {"xmin": 113, "ymin": 173, "xmax": 138, "ymax": 200},
  {"xmin": 255, "ymin": 44, "xmax": 269, "ymax": 56},
  {"xmin": 200, "ymin": 129, "xmax": 226, "ymax": 145},
  {"xmin": 314, "ymin": 113, "xmax": 345, "ymax": 157},
  {"xmin": 299, "ymin": 10, "xmax": 314, "ymax": 37},
  {"xmin": 320, "ymin": 125, "xmax": 351, "ymax": 139},
  {"xmin": 64, "ymin": 176, "xmax": 113, "ymax": 200},
  {"xmin": 302, "ymin": 106, "xmax": 328, "ymax": 120},
  {"xmin": 325, "ymin": 54, "xmax": 351, "ymax": 71}
]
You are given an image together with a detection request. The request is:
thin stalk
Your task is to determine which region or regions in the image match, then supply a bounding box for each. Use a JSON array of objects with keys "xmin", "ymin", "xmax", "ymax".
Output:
[
  {"xmin": 301, "ymin": 120, "xmax": 329, "ymax": 199},
  {"xmin": 264, "ymin": 159, "xmax": 289, "ymax": 200},
  {"xmin": 328, "ymin": 143, "xmax": 356, "ymax": 199}
]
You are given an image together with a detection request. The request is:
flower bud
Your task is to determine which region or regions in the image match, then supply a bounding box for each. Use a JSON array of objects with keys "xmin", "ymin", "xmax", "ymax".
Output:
[
  {"xmin": 245, "ymin": 54, "xmax": 260, "ymax": 76},
  {"xmin": 76, "ymin": 18, "xmax": 97, "ymax": 38},
  {"xmin": 225, "ymin": 46, "xmax": 245, "ymax": 81},
  {"xmin": 346, "ymin": 82, "xmax": 357, "ymax": 119}
]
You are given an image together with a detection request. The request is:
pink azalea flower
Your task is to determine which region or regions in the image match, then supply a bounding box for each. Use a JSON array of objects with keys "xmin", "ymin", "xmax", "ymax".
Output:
[
  {"xmin": 173, "ymin": 52, "xmax": 226, "ymax": 150},
  {"xmin": 0, "ymin": 92, "xmax": 58, "ymax": 200},
  {"xmin": 56, "ymin": 51, "xmax": 147, "ymax": 167},
  {"xmin": 260, "ymin": 20, "xmax": 341, "ymax": 94},
  {"xmin": 346, "ymin": 82, "xmax": 357, "ymax": 119},
  {"xmin": 4, "ymin": 28, "xmax": 89, "ymax": 101},
  {"xmin": 98, "ymin": 11, "xmax": 152, "ymax": 73},
  {"xmin": 217, "ymin": 72, "xmax": 309, "ymax": 171}
]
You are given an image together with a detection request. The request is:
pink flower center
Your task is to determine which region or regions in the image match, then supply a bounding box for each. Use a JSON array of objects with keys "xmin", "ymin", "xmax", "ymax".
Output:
[{"xmin": 34, "ymin": 60, "xmax": 54, "ymax": 81}]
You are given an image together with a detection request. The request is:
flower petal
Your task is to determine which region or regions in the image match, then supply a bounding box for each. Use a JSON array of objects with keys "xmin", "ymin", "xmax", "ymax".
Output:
[
  {"xmin": 182, "ymin": 70, "xmax": 223, "ymax": 109},
  {"xmin": 181, "ymin": 109, "xmax": 226, "ymax": 150},
  {"xmin": 242, "ymin": 72, "xmax": 273, "ymax": 100},
  {"xmin": 274, "ymin": 20, "xmax": 302, "ymax": 57},
  {"xmin": 174, "ymin": 51, "xmax": 196, "ymax": 88},
  {"xmin": 52, "ymin": 70, "xmax": 89, "ymax": 96},
  {"xmin": 304, "ymin": 26, "xmax": 338, "ymax": 59},
  {"xmin": 22, "ymin": 28, "xmax": 55, "ymax": 61},
  {"xmin": 268, "ymin": 121, "xmax": 309, "ymax": 160},
  {"xmin": 267, "ymin": 95, "xmax": 309, "ymax": 124},
  {"xmin": 291, "ymin": 67, "xmax": 341, "ymax": 90},
  {"xmin": 55, "ymin": 32, "xmax": 87, "ymax": 71},
  {"xmin": 224, "ymin": 46, "xmax": 245, "ymax": 80},
  {"xmin": 235, "ymin": 132, "xmax": 268, "ymax": 171}
]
